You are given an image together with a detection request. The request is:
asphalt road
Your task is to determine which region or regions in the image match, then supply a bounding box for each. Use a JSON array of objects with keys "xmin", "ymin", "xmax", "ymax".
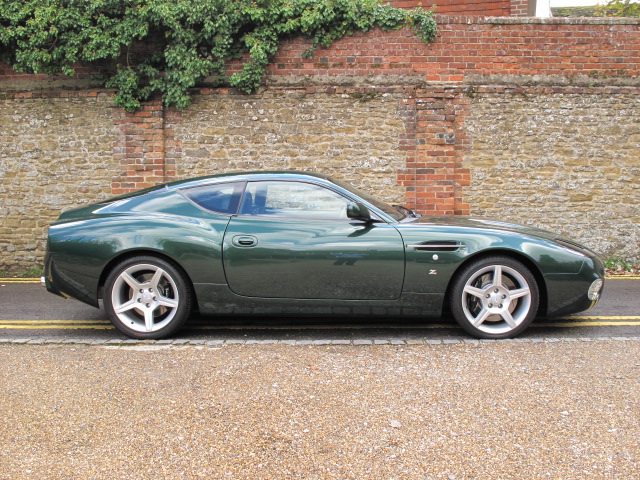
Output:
[{"xmin": 0, "ymin": 277, "xmax": 638, "ymax": 342}]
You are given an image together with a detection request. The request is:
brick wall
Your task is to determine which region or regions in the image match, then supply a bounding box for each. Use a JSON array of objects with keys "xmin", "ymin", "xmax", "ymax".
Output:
[
  {"xmin": 510, "ymin": 0, "xmax": 530, "ymax": 16},
  {"xmin": 262, "ymin": 16, "xmax": 640, "ymax": 82},
  {"xmin": 0, "ymin": 15, "xmax": 639, "ymax": 271}
]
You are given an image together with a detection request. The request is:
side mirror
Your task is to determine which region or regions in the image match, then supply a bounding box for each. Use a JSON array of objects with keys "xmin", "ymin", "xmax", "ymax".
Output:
[{"xmin": 346, "ymin": 202, "xmax": 372, "ymax": 222}]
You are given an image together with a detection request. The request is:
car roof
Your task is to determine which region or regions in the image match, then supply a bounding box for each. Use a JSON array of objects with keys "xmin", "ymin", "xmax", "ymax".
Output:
[
  {"xmin": 102, "ymin": 172, "xmax": 337, "ymax": 204},
  {"xmin": 164, "ymin": 171, "xmax": 335, "ymax": 190}
]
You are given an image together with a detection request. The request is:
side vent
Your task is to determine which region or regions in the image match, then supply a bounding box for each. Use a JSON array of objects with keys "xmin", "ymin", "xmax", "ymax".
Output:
[{"xmin": 406, "ymin": 241, "xmax": 463, "ymax": 252}]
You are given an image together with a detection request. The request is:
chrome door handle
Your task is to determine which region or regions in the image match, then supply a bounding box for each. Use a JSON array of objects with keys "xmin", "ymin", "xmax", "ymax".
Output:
[{"xmin": 232, "ymin": 235, "xmax": 258, "ymax": 247}]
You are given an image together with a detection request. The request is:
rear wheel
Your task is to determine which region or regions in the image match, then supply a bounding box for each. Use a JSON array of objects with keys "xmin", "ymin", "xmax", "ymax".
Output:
[
  {"xmin": 104, "ymin": 256, "xmax": 192, "ymax": 339},
  {"xmin": 450, "ymin": 256, "xmax": 539, "ymax": 339}
]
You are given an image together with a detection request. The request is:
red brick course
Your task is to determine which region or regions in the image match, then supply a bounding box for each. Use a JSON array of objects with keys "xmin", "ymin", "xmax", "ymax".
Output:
[{"xmin": 263, "ymin": 16, "xmax": 640, "ymax": 81}]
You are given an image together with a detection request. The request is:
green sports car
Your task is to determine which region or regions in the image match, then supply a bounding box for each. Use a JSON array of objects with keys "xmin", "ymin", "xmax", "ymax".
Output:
[{"xmin": 43, "ymin": 171, "xmax": 605, "ymax": 339}]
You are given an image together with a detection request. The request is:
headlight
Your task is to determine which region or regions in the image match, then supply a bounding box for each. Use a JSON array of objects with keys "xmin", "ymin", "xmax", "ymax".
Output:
[{"xmin": 588, "ymin": 278, "xmax": 604, "ymax": 301}]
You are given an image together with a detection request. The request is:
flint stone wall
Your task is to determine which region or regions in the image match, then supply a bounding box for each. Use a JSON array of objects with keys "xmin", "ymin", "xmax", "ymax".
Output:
[
  {"xmin": 464, "ymin": 88, "xmax": 640, "ymax": 257},
  {"xmin": 173, "ymin": 92, "xmax": 407, "ymax": 204},
  {"xmin": 0, "ymin": 94, "xmax": 120, "ymax": 271},
  {"xmin": 1, "ymin": 87, "xmax": 637, "ymax": 272}
]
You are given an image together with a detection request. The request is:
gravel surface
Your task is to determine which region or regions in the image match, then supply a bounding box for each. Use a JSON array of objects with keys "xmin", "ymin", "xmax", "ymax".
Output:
[{"xmin": 1, "ymin": 341, "xmax": 638, "ymax": 480}]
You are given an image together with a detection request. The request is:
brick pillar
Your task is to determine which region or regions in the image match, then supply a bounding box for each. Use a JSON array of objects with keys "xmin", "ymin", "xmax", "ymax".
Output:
[
  {"xmin": 164, "ymin": 106, "xmax": 181, "ymax": 184},
  {"xmin": 112, "ymin": 100, "xmax": 166, "ymax": 195},
  {"xmin": 401, "ymin": 87, "xmax": 470, "ymax": 216},
  {"xmin": 397, "ymin": 91, "xmax": 418, "ymax": 209},
  {"xmin": 452, "ymin": 91, "xmax": 471, "ymax": 216},
  {"xmin": 397, "ymin": 87, "xmax": 470, "ymax": 216}
]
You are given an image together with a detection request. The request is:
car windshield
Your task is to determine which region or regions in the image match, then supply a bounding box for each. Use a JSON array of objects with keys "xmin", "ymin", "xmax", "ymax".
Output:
[{"xmin": 330, "ymin": 178, "xmax": 407, "ymax": 222}]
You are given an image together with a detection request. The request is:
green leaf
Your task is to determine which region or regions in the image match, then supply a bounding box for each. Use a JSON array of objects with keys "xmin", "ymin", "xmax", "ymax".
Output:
[{"xmin": 0, "ymin": 0, "xmax": 437, "ymax": 110}]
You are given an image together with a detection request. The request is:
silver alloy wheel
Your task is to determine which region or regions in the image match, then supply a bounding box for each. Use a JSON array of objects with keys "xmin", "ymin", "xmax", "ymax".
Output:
[
  {"xmin": 460, "ymin": 264, "xmax": 532, "ymax": 335},
  {"xmin": 110, "ymin": 263, "xmax": 180, "ymax": 333}
]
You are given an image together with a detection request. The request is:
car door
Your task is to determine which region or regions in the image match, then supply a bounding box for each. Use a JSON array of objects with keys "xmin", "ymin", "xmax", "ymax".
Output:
[{"xmin": 222, "ymin": 180, "xmax": 405, "ymax": 300}]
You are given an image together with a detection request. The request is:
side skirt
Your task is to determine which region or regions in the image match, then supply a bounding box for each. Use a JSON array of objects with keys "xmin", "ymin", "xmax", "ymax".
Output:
[{"xmin": 193, "ymin": 284, "xmax": 444, "ymax": 318}]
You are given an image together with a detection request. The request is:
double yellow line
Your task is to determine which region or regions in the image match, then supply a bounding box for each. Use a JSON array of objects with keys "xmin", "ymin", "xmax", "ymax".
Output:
[
  {"xmin": 0, "ymin": 320, "xmax": 113, "ymax": 330},
  {"xmin": 0, "ymin": 278, "xmax": 42, "ymax": 284},
  {"xmin": 534, "ymin": 316, "xmax": 640, "ymax": 328}
]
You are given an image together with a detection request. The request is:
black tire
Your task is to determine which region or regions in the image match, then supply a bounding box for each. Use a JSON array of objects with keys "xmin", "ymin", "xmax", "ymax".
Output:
[
  {"xmin": 450, "ymin": 256, "xmax": 539, "ymax": 339},
  {"xmin": 103, "ymin": 256, "xmax": 193, "ymax": 339}
]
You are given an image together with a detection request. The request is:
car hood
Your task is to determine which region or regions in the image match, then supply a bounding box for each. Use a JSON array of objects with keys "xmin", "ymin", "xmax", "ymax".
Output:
[{"xmin": 401, "ymin": 216, "xmax": 566, "ymax": 243}]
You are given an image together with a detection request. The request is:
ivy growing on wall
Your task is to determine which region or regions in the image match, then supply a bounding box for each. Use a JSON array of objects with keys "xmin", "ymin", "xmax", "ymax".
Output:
[
  {"xmin": 596, "ymin": 0, "xmax": 640, "ymax": 17},
  {"xmin": 0, "ymin": 0, "xmax": 436, "ymax": 111}
]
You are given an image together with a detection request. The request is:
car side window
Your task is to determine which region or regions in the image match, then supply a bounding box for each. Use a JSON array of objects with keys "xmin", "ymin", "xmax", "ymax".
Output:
[
  {"xmin": 182, "ymin": 182, "xmax": 244, "ymax": 215},
  {"xmin": 240, "ymin": 181, "xmax": 351, "ymax": 220}
]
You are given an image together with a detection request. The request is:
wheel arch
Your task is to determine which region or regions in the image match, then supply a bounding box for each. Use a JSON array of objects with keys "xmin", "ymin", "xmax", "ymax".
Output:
[
  {"xmin": 97, "ymin": 250, "xmax": 198, "ymax": 310},
  {"xmin": 442, "ymin": 249, "xmax": 548, "ymax": 317}
]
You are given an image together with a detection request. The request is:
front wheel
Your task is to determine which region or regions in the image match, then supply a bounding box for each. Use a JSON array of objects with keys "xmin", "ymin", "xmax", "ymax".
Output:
[
  {"xmin": 450, "ymin": 256, "xmax": 539, "ymax": 339},
  {"xmin": 104, "ymin": 256, "xmax": 193, "ymax": 339}
]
